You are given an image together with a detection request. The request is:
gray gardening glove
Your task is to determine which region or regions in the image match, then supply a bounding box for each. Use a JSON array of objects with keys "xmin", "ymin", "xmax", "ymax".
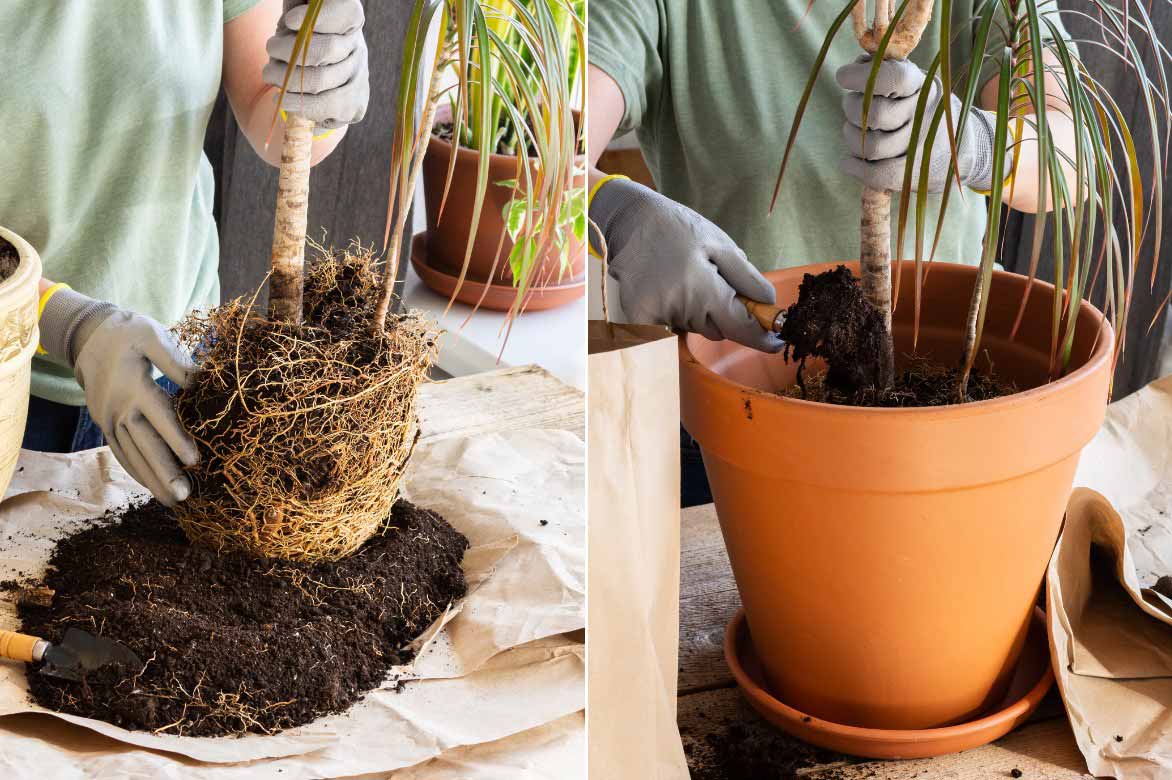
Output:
[
  {"xmin": 590, "ymin": 178, "xmax": 782, "ymax": 353},
  {"xmin": 263, "ymin": 0, "xmax": 369, "ymax": 129},
  {"xmin": 838, "ymin": 56, "xmax": 1000, "ymax": 193},
  {"xmin": 39, "ymin": 290, "xmax": 199, "ymax": 507}
]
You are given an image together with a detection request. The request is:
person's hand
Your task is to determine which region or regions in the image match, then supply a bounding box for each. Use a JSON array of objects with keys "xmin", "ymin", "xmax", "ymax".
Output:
[
  {"xmin": 39, "ymin": 290, "xmax": 199, "ymax": 507},
  {"xmin": 263, "ymin": 0, "xmax": 369, "ymax": 129},
  {"xmin": 838, "ymin": 56, "xmax": 1001, "ymax": 193},
  {"xmin": 589, "ymin": 178, "xmax": 783, "ymax": 353}
]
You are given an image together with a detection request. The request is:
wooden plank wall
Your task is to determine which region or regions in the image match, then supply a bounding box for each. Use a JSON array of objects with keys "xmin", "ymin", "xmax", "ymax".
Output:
[
  {"xmin": 999, "ymin": 0, "xmax": 1172, "ymax": 398},
  {"xmin": 205, "ymin": 1, "xmax": 415, "ymax": 308}
]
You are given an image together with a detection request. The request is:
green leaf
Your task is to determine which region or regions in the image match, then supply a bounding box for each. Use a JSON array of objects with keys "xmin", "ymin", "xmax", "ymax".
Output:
[{"xmin": 503, "ymin": 198, "xmax": 528, "ymax": 240}]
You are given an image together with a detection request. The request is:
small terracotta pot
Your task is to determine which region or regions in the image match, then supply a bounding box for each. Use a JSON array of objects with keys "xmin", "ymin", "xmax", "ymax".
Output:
[
  {"xmin": 679, "ymin": 261, "xmax": 1112, "ymax": 731},
  {"xmin": 420, "ymin": 105, "xmax": 585, "ymax": 293}
]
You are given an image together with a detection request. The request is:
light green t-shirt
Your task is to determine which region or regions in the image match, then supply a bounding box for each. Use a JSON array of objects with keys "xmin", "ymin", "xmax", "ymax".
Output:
[
  {"xmin": 590, "ymin": 0, "xmax": 1069, "ymax": 273},
  {"xmin": 0, "ymin": 0, "xmax": 260, "ymax": 406}
]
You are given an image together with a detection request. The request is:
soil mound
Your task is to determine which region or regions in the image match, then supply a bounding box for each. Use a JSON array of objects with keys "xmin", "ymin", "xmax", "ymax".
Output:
[{"xmin": 21, "ymin": 499, "xmax": 468, "ymax": 736}]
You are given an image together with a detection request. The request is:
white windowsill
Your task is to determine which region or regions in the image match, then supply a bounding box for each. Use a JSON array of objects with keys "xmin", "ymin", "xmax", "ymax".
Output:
[{"xmin": 402, "ymin": 255, "xmax": 586, "ymax": 390}]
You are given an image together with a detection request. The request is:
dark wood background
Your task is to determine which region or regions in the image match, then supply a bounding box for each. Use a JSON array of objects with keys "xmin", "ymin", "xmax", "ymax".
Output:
[
  {"xmin": 999, "ymin": 0, "xmax": 1172, "ymax": 397},
  {"xmin": 204, "ymin": 1, "xmax": 414, "ymax": 312}
]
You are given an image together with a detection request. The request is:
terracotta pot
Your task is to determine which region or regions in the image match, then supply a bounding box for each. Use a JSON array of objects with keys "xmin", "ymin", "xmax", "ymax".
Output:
[
  {"xmin": 0, "ymin": 227, "xmax": 41, "ymax": 498},
  {"xmin": 421, "ymin": 105, "xmax": 585, "ymax": 293},
  {"xmin": 679, "ymin": 260, "xmax": 1112, "ymax": 730}
]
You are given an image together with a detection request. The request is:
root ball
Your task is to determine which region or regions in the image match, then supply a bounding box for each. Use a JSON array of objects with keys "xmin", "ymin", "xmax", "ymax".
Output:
[{"xmin": 173, "ymin": 242, "xmax": 438, "ymax": 562}]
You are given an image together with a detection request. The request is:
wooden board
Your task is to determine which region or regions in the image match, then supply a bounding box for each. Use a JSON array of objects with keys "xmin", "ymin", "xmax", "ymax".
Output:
[
  {"xmin": 679, "ymin": 503, "xmax": 740, "ymax": 694},
  {"xmin": 677, "ymin": 503, "xmax": 1091, "ymax": 779},
  {"xmin": 417, "ymin": 365, "xmax": 584, "ymax": 443}
]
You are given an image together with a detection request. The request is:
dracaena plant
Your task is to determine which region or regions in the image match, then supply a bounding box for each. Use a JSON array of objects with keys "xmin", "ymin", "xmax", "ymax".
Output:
[
  {"xmin": 448, "ymin": 0, "xmax": 587, "ymax": 312},
  {"xmin": 775, "ymin": 0, "xmax": 1171, "ymax": 398},
  {"xmin": 274, "ymin": 0, "xmax": 584, "ymax": 331}
]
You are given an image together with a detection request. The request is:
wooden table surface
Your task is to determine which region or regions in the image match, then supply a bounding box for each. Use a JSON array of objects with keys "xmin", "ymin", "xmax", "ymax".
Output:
[
  {"xmin": 417, "ymin": 364, "xmax": 585, "ymax": 442},
  {"xmin": 678, "ymin": 504, "xmax": 1094, "ymax": 779}
]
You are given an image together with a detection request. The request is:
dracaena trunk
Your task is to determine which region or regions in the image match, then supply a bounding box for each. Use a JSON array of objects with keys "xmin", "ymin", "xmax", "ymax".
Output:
[
  {"xmin": 269, "ymin": 115, "xmax": 315, "ymax": 323},
  {"xmin": 860, "ymin": 187, "xmax": 896, "ymax": 388}
]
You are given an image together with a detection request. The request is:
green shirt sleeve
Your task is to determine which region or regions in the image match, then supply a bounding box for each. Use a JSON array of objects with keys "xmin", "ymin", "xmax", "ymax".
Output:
[
  {"xmin": 224, "ymin": 0, "xmax": 263, "ymax": 23},
  {"xmin": 589, "ymin": 0, "xmax": 664, "ymax": 134},
  {"xmin": 973, "ymin": 0, "xmax": 1077, "ymax": 90}
]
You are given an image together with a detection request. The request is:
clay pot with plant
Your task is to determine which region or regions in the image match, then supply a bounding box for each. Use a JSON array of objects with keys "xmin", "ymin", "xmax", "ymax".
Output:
[
  {"xmin": 679, "ymin": 0, "xmax": 1170, "ymax": 747},
  {"xmin": 416, "ymin": 0, "xmax": 587, "ymax": 312},
  {"xmin": 0, "ymin": 227, "xmax": 41, "ymax": 500}
]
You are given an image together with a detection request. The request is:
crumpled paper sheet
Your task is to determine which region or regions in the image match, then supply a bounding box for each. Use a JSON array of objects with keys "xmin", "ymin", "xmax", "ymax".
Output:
[
  {"xmin": 0, "ymin": 429, "xmax": 584, "ymax": 778},
  {"xmin": 1049, "ymin": 374, "xmax": 1172, "ymax": 779}
]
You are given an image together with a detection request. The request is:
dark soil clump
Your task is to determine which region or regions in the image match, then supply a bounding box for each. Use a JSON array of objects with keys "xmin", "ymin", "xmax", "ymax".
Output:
[
  {"xmin": 20, "ymin": 499, "xmax": 468, "ymax": 736},
  {"xmin": 779, "ymin": 266, "xmax": 887, "ymax": 393},
  {"xmin": 779, "ymin": 266, "xmax": 1013, "ymax": 407},
  {"xmin": 784, "ymin": 356, "xmax": 1013, "ymax": 407},
  {"xmin": 0, "ymin": 237, "xmax": 18, "ymax": 282}
]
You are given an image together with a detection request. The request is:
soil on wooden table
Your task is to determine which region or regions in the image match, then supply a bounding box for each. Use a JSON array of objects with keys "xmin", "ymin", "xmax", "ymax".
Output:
[
  {"xmin": 778, "ymin": 266, "xmax": 1013, "ymax": 407},
  {"xmin": 682, "ymin": 713, "xmax": 841, "ymax": 779},
  {"xmin": 19, "ymin": 498, "xmax": 468, "ymax": 737},
  {"xmin": 0, "ymin": 237, "xmax": 18, "ymax": 282}
]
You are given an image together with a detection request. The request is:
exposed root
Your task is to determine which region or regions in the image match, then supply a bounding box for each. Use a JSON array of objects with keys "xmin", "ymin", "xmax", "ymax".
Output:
[{"xmin": 174, "ymin": 242, "xmax": 438, "ymax": 562}]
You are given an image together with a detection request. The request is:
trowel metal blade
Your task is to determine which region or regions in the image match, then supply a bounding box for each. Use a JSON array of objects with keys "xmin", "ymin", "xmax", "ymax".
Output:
[{"xmin": 39, "ymin": 628, "xmax": 142, "ymax": 682}]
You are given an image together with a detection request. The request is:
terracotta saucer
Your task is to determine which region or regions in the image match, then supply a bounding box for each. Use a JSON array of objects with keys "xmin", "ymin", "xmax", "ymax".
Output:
[
  {"xmin": 723, "ymin": 606, "xmax": 1054, "ymax": 760},
  {"xmin": 410, "ymin": 234, "xmax": 585, "ymax": 312}
]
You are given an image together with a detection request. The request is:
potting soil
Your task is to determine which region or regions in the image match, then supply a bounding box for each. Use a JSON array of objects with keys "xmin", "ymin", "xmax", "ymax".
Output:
[
  {"xmin": 0, "ymin": 237, "xmax": 17, "ymax": 281},
  {"xmin": 19, "ymin": 498, "xmax": 468, "ymax": 737},
  {"xmin": 683, "ymin": 714, "xmax": 840, "ymax": 779},
  {"xmin": 779, "ymin": 266, "xmax": 1013, "ymax": 406}
]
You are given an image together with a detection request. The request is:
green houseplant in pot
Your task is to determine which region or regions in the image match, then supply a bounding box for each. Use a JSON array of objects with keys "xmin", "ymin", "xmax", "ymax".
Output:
[
  {"xmin": 416, "ymin": 0, "xmax": 587, "ymax": 313},
  {"xmin": 0, "ymin": 227, "xmax": 41, "ymax": 500},
  {"xmin": 678, "ymin": 0, "xmax": 1170, "ymax": 750}
]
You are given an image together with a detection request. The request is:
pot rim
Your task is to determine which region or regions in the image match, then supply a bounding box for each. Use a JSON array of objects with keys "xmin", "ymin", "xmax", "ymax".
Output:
[
  {"xmin": 679, "ymin": 260, "xmax": 1115, "ymax": 419},
  {"xmin": 0, "ymin": 226, "xmax": 42, "ymax": 302}
]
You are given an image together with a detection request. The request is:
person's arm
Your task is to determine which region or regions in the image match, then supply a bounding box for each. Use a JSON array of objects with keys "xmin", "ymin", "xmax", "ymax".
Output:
[
  {"xmin": 588, "ymin": 65, "xmax": 625, "ymax": 170},
  {"xmin": 979, "ymin": 49, "xmax": 1077, "ymax": 214},
  {"xmin": 587, "ymin": 66, "xmax": 781, "ymax": 351},
  {"xmin": 222, "ymin": 0, "xmax": 368, "ymax": 167}
]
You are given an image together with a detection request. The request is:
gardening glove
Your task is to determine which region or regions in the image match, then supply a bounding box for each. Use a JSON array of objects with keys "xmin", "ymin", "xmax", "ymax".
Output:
[
  {"xmin": 263, "ymin": 0, "xmax": 370, "ymax": 130},
  {"xmin": 838, "ymin": 56, "xmax": 1002, "ymax": 194},
  {"xmin": 39, "ymin": 290, "xmax": 199, "ymax": 507},
  {"xmin": 589, "ymin": 178, "xmax": 783, "ymax": 353}
]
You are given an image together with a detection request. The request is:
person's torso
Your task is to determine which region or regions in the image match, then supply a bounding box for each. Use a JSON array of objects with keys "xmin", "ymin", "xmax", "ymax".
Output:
[
  {"xmin": 0, "ymin": 3, "xmax": 226, "ymax": 405},
  {"xmin": 639, "ymin": 0, "xmax": 989, "ymax": 272}
]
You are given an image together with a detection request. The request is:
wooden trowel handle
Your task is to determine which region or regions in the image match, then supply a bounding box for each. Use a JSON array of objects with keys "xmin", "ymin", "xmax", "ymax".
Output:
[
  {"xmin": 737, "ymin": 295, "xmax": 786, "ymax": 335},
  {"xmin": 0, "ymin": 629, "xmax": 47, "ymax": 663}
]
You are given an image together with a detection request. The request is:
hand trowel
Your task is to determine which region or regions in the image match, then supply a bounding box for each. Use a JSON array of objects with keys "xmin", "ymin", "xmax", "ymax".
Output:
[{"xmin": 1, "ymin": 627, "xmax": 141, "ymax": 681}]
